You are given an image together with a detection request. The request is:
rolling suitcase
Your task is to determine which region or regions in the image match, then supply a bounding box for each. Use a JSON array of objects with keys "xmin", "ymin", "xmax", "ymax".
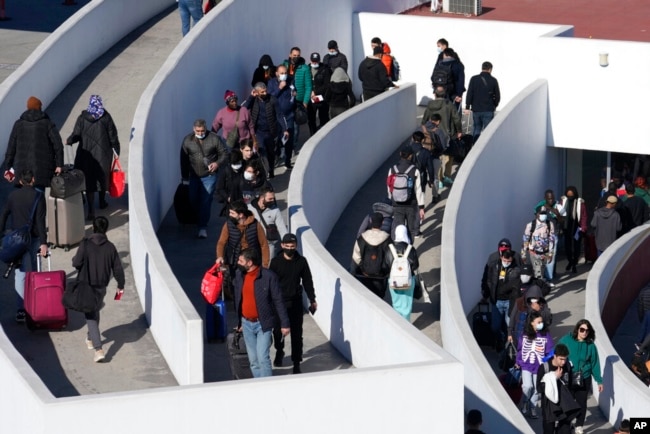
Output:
[
  {"xmin": 472, "ymin": 302, "xmax": 494, "ymax": 347},
  {"xmin": 584, "ymin": 232, "xmax": 598, "ymax": 263},
  {"xmin": 205, "ymin": 293, "xmax": 227, "ymax": 342},
  {"xmin": 24, "ymin": 253, "xmax": 68, "ymax": 330},
  {"xmin": 227, "ymin": 330, "xmax": 253, "ymax": 380},
  {"xmin": 47, "ymin": 192, "xmax": 85, "ymax": 251}
]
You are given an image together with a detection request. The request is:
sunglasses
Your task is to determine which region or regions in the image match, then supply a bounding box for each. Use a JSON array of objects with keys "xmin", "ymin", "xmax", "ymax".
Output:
[{"xmin": 578, "ymin": 327, "xmax": 589, "ymax": 333}]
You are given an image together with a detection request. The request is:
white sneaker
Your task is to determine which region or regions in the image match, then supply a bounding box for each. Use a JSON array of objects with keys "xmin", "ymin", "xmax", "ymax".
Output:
[
  {"xmin": 198, "ymin": 229, "xmax": 207, "ymax": 239},
  {"xmin": 438, "ymin": 181, "xmax": 444, "ymax": 190},
  {"xmin": 86, "ymin": 338, "xmax": 94, "ymax": 350},
  {"xmin": 94, "ymin": 349, "xmax": 106, "ymax": 363},
  {"xmin": 574, "ymin": 427, "xmax": 584, "ymax": 434}
]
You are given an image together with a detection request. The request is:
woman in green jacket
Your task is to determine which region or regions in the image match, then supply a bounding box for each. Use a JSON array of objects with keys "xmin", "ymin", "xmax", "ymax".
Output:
[{"xmin": 558, "ymin": 319, "xmax": 604, "ymax": 434}]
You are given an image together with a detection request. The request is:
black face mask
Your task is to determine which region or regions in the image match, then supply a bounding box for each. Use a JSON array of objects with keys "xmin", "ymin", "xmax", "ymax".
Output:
[
  {"xmin": 260, "ymin": 94, "xmax": 270, "ymax": 101},
  {"xmin": 283, "ymin": 248, "xmax": 296, "ymax": 257},
  {"xmin": 263, "ymin": 200, "xmax": 276, "ymax": 209},
  {"xmin": 230, "ymin": 217, "xmax": 240, "ymax": 226},
  {"xmin": 237, "ymin": 264, "xmax": 249, "ymax": 274}
]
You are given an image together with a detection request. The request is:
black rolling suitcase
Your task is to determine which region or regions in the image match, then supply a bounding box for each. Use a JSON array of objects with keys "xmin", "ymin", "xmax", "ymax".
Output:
[
  {"xmin": 472, "ymin": 302, "xmax": 494, "ymax": 347},
  {"xmin": 227, "ymin": 330, "xmax": 253, "ymax": 380},
  {"xmin": 174, "ymin": 181, "xmax": 198, "ymax": 224}
]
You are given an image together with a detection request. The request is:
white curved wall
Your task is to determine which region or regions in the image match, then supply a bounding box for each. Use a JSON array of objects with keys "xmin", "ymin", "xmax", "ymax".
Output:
[
  {"xmin": 586, "ymin": 225, "xmax": 650, "ymax": 426},
  {"xmin": 440, "ymin": 79, "xmax": 560, "ymax": 433}
]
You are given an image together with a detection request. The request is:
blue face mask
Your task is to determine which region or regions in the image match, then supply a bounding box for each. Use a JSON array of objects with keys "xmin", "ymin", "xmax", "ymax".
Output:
[
  {"xmin": 538, "ymin": 214, "xmax": 548, "ymax": 222},
  {"xmin": 535, "ymin": 322, "xmax": 544, "ymax": 331}
]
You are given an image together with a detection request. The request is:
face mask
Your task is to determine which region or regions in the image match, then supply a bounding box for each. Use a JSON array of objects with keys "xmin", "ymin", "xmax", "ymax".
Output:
[
  {"xmin": 262, "ymin": 65, "xmax": 269, "ymax": 70},
  {"xmin": 195, "ymin": 133, "xmax": 205, "ymax": 140},
  {"xmin": 538, "ymin": 214, "xmax": 548, "ymax": 222},
  {"xmin": 230, "ymin": 217, "xmax": 240, "ymax": 225},
  {"xmin": 237, "ymin": 264, "xmax": 249, "ymax": 274},
  {"xmin": 283, "ymin": 248, "xmax": 296, "ymax": 257},
  {"xmin": 437, "ymin": 47, "xmax": 443, "ymax": 54},
  {"xmin": 329, "ymin": 51, "xmax": 338, "ymax": 56},
  {"xmin": 501, "ymin": 261, "xmax": 510, "ymax": 268},
  {"xmin": 279, "ymin": 74, "xmax": 288, "ymax": 81},
  {"xmin": 535, "ymin": 322, "xmax": 544, "ymax": 331},
  {"xmin": 243, "ymin": 171, "xmax": 255, "ymax": 181},
  {"xmin": 311, "ymin": 63, "xmax": 319, "ymax": 68},
  {"xmin": 231, "ymin": 163, "xmax": 242, "ymax": 171},
  {"xmin": 521, "ymin": 275, "xmax": 531, "ymax": 284},
  {"xmin": 263, "ymin": 200, "xmax": 275, "ymax": 208}
]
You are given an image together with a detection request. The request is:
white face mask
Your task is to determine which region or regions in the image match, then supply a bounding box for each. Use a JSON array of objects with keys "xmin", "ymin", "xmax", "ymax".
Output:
[
  {"xmin": 538, "ymin": 214, "xmax": 548, "ymax": 222},
  {"xmin": 279, "ymin": 74, "xmax": 288, "ymax": 81},
  {"xmin": 243, "ymin": 171, "xmax": 254, "ymax": 181},
  {"xmin": 521, "ymin": 275, "xmax": 532, "ymax": 284},
  {"xmin": 329, "ymin": 51, "xmax": 338, "ymax": 56},
  {"xmin": 231, "ymin": 163, "xmax": 242, "ymax": 171},
  {"xmin": 195, "ymin": 133, "xmax": 205, "ymax": 140},
  {"xmin": 535, "ymin": 322, "xmax": 544, "ymax": 331},
  {"xmin": 501, "ymin": 261, "xmax": 510, "ymax": 268},
  {"xmin": 262, "ymin": 65, "xmax": 269, "ymax": 70},
  {"xmin": 437, "ymin": 47, "xmax": 443, "ymax": 54},
  {"xmin": 311, "ymin": 63, "xmax": 319, "ymax": 68}
]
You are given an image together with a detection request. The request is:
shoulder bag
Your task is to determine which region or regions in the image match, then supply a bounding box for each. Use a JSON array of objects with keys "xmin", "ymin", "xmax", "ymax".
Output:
[
  {"xmin": 0, "ymin": 190, "xmax": 41, "ymax": 264},
  {"xmin": 225, "ymin": 110, "xmax": 240, "ymax": 148}
]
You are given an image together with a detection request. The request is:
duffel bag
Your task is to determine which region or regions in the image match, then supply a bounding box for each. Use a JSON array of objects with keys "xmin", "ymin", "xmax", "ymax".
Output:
[{"xmin": 50, "ymin": 168, "xmax": 85, "ymax": 198}]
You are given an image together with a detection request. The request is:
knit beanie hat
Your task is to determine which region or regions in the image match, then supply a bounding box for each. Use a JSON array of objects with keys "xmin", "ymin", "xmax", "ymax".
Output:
[
  {"xmin": 224, "ymin": 90, "xmax": 237, "ymax": 102},
  {"xmin": 27, "ymin": 96, "xmax": 42, "ymax": 110}
]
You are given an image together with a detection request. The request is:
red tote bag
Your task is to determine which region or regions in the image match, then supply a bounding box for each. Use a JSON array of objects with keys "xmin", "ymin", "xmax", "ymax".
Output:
[
  {"xmin": 109, "ymin": 150, "xmax": 126, "ymax": 198},
  {"xmin": 201, "ymin": 264, "xmax": 223, "ymax": 305}
]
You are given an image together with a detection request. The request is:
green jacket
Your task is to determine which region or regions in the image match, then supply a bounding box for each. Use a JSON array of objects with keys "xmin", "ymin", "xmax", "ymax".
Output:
[
  {"xmin": 421, "ymin": 98, "xmax": 461, "ymax": 138},
  {"xmin": 283, "ymin": 58, "xmax": 312, "ymax": 105},
  {"xmin": 558, "ymin": 333, "xmax": 603, "ymax": 384}
]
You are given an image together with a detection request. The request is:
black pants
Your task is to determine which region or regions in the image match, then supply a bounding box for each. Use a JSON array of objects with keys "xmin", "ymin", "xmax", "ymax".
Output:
[
  {"xmin": 357, "ymin": 276, "xmax": 387, "ymax": 299},
  {"xmin": 273, "ymin": 297, "xmax": 304, "ymax": 363},
  {"xmin": 307, "ymin": 101, "xmax": 329, "ymax": 135},
  {"xmin": 542, "ymin": 418, "xmax": 572, "ymax": 434},
  {"xmin": 393, "ymin": 204, "xmax": 418, "ymax": 239},
  {"xmin": 564, "ymin": 230, "xmax": 582, "ymax": 266},
  {"xmin": 570, "ymin": 379, "xmax": 590, "ymax": 427}
]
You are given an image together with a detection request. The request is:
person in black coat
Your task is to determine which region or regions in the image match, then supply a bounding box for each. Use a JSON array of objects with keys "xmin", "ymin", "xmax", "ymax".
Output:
[
  {"xmin": 215, "ymin": 149, "xmax": 244, "ymax": 216},
  {"xmin": 324, "ymin": 67, "xmax": 356, "ymax": 119},
  {"xmin": 3, "ymin": 96, "xmax": 64, "ymax": 189},
  {"xmin": 465, "ymin": 61, "xmax": 501, "ymax": 142},
  {"xmin": 358, "ymin": 46, "xmax": 396, "ymax": 101},
  {"xmin": 250, "ymin": 54, "xmax": 276, "ymax": 87},
  {"xmin": 0, "ymin": 170, "xmax": 48, "ymax": 322},
  {"xmin": 307, "ymin": 52, "xmax": 332, "ymax": 136},
  {"xmin": 66, "ymin": 95, "xmax": 120, "ymax": 220},
  {"xmin": 72, "ymin": 216, "xmax": 125, "ymax": 363}
]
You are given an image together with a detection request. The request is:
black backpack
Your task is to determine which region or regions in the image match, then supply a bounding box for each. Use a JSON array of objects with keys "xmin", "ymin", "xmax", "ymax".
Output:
[
  {"xmin": 357, "ymin": 236, "xmax": 388, "ymax": 278},
  {"xmin": 431, "ymin": 62, "xmax": 454, "ymax": 93}
]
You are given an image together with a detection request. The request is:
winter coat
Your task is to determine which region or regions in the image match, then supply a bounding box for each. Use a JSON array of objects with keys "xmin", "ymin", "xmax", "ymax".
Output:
[
  {"xmin": 269, "ymin": 251, "xmax": 316, "ymax": 306},
  {"xmin": 507, "ymin": 285, "xmax": 553, "ymax": 343},
  {"xmin": 72, "ymin": 233, "xmax": 125, "ymax": 289},
  {"xmin": 559, "ymin": 196, "xmax": 588, "ymax": 233},
  {"xmin": 484, "ymin": 262, "xmax": 521, "ymax": 304},
  {"xmin": 3, "ymin": 109, "xmax": 64, "ymax": 188},
  {"xmin": 67, "ymin": 110, "xmax": 120, "ymax": 192},
  {"xmin": 352, "ymin": 228, "xmax": 391, "ymax": 275},
  {"xmin": 310, "ymin": 63, "xmax": 332, "ymax": 98},
  {"xmin": 323, "ymin": 51, "xmax": 348, "ymax": 73},
  {"xmin": 283, "ymin": 57, "xmax": 312, "ymax": 105},
  {"xmin": 325, "ymin": 68, "xmax": 356, "ymax": 109},
  {"xmin": 358, "ymin": 56, "xmax": 393, "ymax": 99},
  {"xmin": 233, "ymin": 267, "xmax": 289, "ymax": 332},
  {"xmin": 251, "ymin": 54, "xmax": 276, "ymax": 87},
  {"xmin": 591, "ymin": 207, "xmax": 622, "ymax": 251},
  {"xmin": 465, "ymin": 71, "xmax": 500, "ymax": 112},
  {"xmin": 180, "ymin": 130, "xmax": 228, "ymax": 179},
  {"xmin": 421, "ymin": 98, "xmax": 462, "ymax": 137},
  {"xmin": 0, "ymin": 185, "xmax": 47, "ymax": 242}
]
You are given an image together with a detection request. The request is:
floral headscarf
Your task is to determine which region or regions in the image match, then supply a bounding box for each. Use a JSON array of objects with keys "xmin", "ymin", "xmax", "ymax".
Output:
[{"xmin": 87, "ymin": 95, "xmax": 105, "ymax": 120}]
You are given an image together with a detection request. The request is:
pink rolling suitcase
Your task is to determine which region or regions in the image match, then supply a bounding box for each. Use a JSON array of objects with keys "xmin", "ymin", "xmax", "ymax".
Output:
[{"xmin": 24, "ymin": 254, "xmax": 68, "ymax": 330}]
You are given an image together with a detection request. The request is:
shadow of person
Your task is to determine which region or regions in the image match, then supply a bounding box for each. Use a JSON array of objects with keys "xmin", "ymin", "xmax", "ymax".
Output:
[{"xmin": 99, "ymin": 313, "xmax": 148, "ymax": 362}]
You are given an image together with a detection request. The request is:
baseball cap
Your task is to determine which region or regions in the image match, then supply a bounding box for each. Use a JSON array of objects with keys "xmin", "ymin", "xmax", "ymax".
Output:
[
  {"xmin": 310, "ymin": 52, "xmax": 320, "ymax": 62},
  {"xmin": 282, "ymin": 233, "xmax": 297, "ymax": 244},
  {"xmin": 606, "ymin": 195, "xmax": 618, "ymax": 204},
  {"xmin": 400, "ymin": 144, "xmax": 414, "ymax": 155},
  {"xmin": 327, "ymin": 40, "xmax": 338, "ymax": 49}
]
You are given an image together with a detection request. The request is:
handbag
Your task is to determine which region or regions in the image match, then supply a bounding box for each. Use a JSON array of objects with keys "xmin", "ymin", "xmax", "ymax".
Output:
[
  {"xmin": 571, "ymin": 344, "xmax": 584, "ymax": 388},
  {"xmin": 504, "ymin": 366, "xmax": 522, "ymax": 386},
  {"xmin": 0, "ymin": 191, "xmax": 41, "ymax": 264},
  {"xmin": 50, "ymin": 168, "xmax": 85, "ymax": 198},
  {"xmin": 109, "ymin": 149, "xmax": 125, "ymax": 198},
  {"xmin": 499, "ymin": 341, "xmax": 517, "ymax": 372},
  {"xmin": 201, "ymin": 264, "xmax": 224, "ymax": 304},
  {"xmin": 294, "ymin": 104, "xmax": 308, "ymax": 125},
  {"xmin": 109, "ymin": 149, "xmax": 126, "ymax": 198},
  {"xmin": 225, "ymin": 111, "xmax": 240, "ymax": 148},
  {"xmin": 62, "ymin": 240, "xmax": 102, "ymax": 312}
]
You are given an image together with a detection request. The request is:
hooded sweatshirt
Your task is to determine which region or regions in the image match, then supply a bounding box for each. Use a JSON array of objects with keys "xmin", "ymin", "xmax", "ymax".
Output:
[
  {"xmin": 72, "ymin": 233, "xmax": 125, "ymax": 289},
  {"xmin": 325, "ymin": 67, "xmax": 356, "ymax": 109},
  {"xmin": 591, "ymin": 206, "xmax": 622, "ymax": 251},
  {"xmin": 358, "ymin": 56, "xmax": 393, "ymax": 95}
]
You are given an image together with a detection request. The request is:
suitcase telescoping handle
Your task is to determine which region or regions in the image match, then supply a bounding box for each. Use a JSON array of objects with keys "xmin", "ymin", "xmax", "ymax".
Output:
[{"xmin": 36, "ymin": 251, "xmax": 52, "ymax": 272}]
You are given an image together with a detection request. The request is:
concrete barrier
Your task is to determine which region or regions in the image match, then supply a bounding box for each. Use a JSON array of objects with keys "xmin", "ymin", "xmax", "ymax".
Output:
[{"xmin": 585, "ymin": 225, "xmax": 650, "ymax": 427}]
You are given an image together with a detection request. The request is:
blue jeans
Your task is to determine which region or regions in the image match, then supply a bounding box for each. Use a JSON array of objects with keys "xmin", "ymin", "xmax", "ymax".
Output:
[
  {"xmin": 491, "ymin": 299, "xmax": 510, "ymax": 339},
  {"xmin": 521, "ymin": 369, "xmax": 539, "ymax": 407},
  {"xmin": 178, "ymin": 0, "xmax": 203, "ymax": 36},
  {"xmin": 472, "ymin": 111, "xmax": 494, "ymax": 137},
  {"xmin": 255, "ymin": 132, "xmax": 276, "ymax": 171},
  {"xmin": 14, "ymin": 237, "xmax": 41, "ymax": 310},
  {"xmin": 242, "ymin": 318, "xmax": 273, "ymax": 378},
  {"xmin": 188, "ymin": 173, "xmax": 217, "ymax": 230},
  {"xmin": 544, "ymin": 242, "xmax": 558, "ymax": 281}
]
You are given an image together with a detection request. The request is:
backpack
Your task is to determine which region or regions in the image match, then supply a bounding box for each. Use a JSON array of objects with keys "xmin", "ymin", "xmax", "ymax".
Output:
[
  {"xmin": 358, "ymin": 236, "xmax": 388, "ymax": 278},
  {"xmin": 387, "ymin": 164, "xmax": 416, "ymax": 204},
  {"xmin": 390, "ymin": 56, "xmax": 401, "ymax": 81},
  {"xmin": 388, "ymin": 244, "xmax": 413, "ymax": 290},
  {"xmin": 421, "ymin": 122, "xmax": 445, "ymax": 156},
  {"xmin": 431, "ymin": 61, "xmax": 454, "ymax": 92}
]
